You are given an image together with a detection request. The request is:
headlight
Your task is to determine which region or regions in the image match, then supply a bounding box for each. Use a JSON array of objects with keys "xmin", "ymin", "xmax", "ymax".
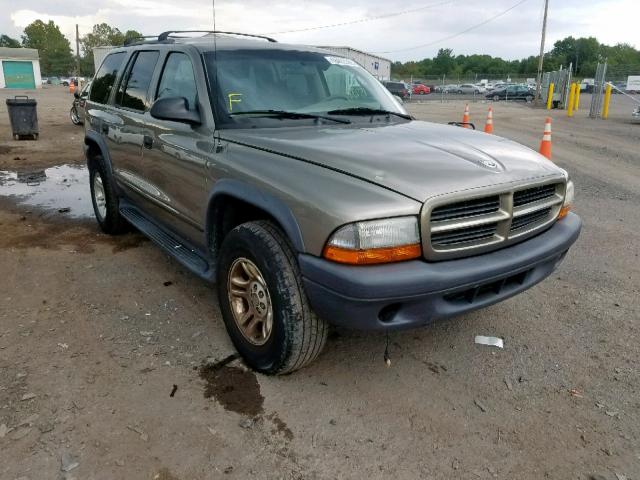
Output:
[
  {"xmin": 558, "ymin": 179, "xmax": 574, "ymax": 220},
  {"xmin": 323, "ymin": 216, "xmax": 422, "ymax": 265}
]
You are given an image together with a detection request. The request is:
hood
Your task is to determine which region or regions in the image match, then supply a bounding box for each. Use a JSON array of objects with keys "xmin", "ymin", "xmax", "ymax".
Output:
[{"xmin": 220, "ymin": 120, "xmax": 564, "ymax": 202}]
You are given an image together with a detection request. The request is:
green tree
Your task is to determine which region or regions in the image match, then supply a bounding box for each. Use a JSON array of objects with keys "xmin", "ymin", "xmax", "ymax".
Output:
[
  {"xmin": 21, "ymin": 20, "xmax": 74, "ymax": 75},
  {"xmin": 0, "ymin": 34, "xmax": 21, "ymax": 48},
  {"xmin": 79, "ymin": 23, "xmax": 142, "ymax": 75}
]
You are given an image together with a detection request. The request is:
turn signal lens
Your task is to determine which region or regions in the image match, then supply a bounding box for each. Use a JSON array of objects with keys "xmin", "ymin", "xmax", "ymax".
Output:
[
  {"xmin": 558, "ymin": 180, "xmax": 574, "ymax": 220},
  {"xmin": 324, "ymin": 243, "xmax": 422, "ymax": 265},
  {"xmin": 323, "ymin": 216, "xmax": 422, "ymax": 265}
]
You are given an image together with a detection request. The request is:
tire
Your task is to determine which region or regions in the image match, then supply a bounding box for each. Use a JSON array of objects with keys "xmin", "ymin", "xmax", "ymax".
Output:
[
  {"xmin": 88, "ymin": 155, "xmax": 127, "ymax": 234},
  {"xmin": 70, "ymin": 106, "xmax": 81, "ymax": 125},
  {"xmin": 217, "ymin": 220, "xmax": 328, "ymax": 375},
  {"xmin": 493, "ymin": 95, "xmax": 500, "ymax": 101},
  {"xmin": 525, "ymin": 95, "xmax": 534, "ymax": 102}
]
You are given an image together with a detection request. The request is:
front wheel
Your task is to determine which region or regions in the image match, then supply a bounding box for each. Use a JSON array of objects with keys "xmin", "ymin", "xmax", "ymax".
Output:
[
  {"xmin": 525, "ymin": 95, "xmax": 534, "ymax": 102},
  {"xmin": 493, "ymin": 95, "xmax": 500, "ymax": 101},
  {"xmin": 217, "ymin": 221, "xmax": 328, "ymax": 374}
]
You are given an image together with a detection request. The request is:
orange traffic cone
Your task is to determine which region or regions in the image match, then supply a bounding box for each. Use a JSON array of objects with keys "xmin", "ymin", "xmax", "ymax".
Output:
[
  {"xmin": 69, "ymin": 82, "xmax": 75, "ymax": 94},
  {"xmin": 539, "ymin": 117, "xmax": 552, "ymax": 160},
  {"xmin": 484, "ymin": 107, "xmax": 494, "ymax": 134},
  {"xmin": 462, "ymin": 104, "xmax": 471, "ymax": 128}
]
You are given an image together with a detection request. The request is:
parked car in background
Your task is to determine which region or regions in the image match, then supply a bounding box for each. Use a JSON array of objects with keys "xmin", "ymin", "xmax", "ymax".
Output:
[
  {"xmin": 70, "ymin": 80, "xmax": 91, "ymax": 125},
  {"xmin": 412, "ymin": 83, "xmax": 430, "ymax": 95},
  {"xmin": 487, "ymin": 85, "xmax": 534, "ymax": 102},
  {"xmin": 632, "ymin": 105, "xmax": 640, "ymax": 123},
  {"xmin": 383, "ymin": 81, "xmax": 410, "ymax": 99},
  {"xmin": 457, "ymin": 84, "xmax": 481, "ymax": 94}
]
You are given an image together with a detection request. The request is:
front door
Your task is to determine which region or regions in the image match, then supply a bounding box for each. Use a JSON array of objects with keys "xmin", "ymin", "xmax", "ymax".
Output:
[{"xmin": 141, "ymin": 51, "xmax": 211, "ymax": 247}]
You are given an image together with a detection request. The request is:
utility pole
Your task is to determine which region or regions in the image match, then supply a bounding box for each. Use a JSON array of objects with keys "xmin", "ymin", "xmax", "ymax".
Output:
[
  {"xmin": 534, "ymin": 0, "xmax": 549, "ymax": 106},
  {"xmin": 75, "ymin": 24, "xmax": 81, "ymax": 76}
]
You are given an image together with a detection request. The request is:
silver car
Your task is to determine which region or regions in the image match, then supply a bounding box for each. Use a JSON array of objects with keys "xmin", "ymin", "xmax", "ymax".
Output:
[{"xmin": 83, "ymin": 31, "xmax": 581, "ymax": 373}]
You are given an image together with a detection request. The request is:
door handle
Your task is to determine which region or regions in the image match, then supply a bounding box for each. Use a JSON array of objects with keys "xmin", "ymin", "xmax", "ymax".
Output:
[
  {"xmin": 143, "ymin": 135, "xmax": 153, "ymax": 149},
  {"xmin": 101, "ymin": 123, "xmax": 109, "ymax": 134}
]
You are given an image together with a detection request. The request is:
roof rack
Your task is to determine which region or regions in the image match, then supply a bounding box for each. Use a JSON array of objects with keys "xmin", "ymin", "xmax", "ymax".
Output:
[
  {"xmin": 157, "ymin": 30, "xmax": 277, "ymax": 43},
  {"xmin": 123, "ymin": 35, "xmax": 161, "ymax": 46}
]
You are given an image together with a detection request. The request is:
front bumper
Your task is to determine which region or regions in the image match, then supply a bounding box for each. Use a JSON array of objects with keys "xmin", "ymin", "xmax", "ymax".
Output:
[{"xmin": 299, "ymin": 212, "xmax": 582, "ymax": 331}]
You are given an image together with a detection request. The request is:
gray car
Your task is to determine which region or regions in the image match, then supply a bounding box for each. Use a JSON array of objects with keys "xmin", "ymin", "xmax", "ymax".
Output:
[{"xmin": 83, "ymin": 31, "xmax": 581, "ymax": 374}]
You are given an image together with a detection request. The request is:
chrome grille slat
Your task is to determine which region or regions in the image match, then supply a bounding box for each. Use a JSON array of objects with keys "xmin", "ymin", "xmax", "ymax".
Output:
[
  {"xmin": 513, "ymin": 184, "xmax": 556, "ymax": 207},
  {"xmin": 424, "ymin": 180, "xmax": 565, "ymax": 261},
  {"xmin": 511, "ymin": 207, "xmax": 551, "ymax": 231},
  {"xmin": 432, "ymin": 224, "xmax": 497, "ymax": 246},
  {"xmin": 431, "ymin": 196, "xmax": 500, "ymax": 221}
]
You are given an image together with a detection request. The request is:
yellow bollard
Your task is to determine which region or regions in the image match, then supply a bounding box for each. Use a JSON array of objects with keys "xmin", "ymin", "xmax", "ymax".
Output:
[
  {"xmin": 602, "ymin": 83, "xmax": 612, "ymax": 119},
  {"xmin": 567, "ymin": 83, "xmax": 576, "ymax": 117},
  {"xmin": 574, "ymin": 83, "xmax": 581, "ymax": 111},
  {"xmin": 546, "ymin": 83, "xmax": 554, "ymax": 110}
]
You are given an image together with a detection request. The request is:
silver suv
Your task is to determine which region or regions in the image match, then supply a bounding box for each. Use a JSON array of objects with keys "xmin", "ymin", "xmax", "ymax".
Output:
[{"xmin": 83, "ymin": 31, "xmax": 581, "ymax": 374}]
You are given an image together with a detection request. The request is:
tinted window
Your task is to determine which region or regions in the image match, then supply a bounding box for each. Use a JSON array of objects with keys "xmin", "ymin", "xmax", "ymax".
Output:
[
  {"xmin": 156, "ymin": 52, "xmax": 198, "ymax": 111},
  {"xmin": 89, "ymin": 52, "xmax": 125, "ymax": 104},
  {"xmin": 116, "ymin": 51, "xmax": 159, "ymax": 111}
]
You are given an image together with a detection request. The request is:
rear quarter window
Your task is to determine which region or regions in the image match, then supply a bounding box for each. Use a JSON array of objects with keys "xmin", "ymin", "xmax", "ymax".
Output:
[{"xmin": 89, "ymin": 52, "xmax": 126, "ymax": 104}]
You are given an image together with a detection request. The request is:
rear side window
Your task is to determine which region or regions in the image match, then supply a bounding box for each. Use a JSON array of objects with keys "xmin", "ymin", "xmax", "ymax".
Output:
[
  {"xmin": 89, "ymin": 52, "xmax": 125, "ymax": 104},
  {"xmin": 156, "ymin": 52, "xmax": 198, "ymax": 111},
  {"xmin": 116, "ymin": 51, "xmax": 159, "ymax": 111}
]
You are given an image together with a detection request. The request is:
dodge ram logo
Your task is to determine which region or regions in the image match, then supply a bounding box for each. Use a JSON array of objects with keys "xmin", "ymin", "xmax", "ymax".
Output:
[{"xmin": 481, "ymin": 159, "xmax": 498, "ymax": 169}]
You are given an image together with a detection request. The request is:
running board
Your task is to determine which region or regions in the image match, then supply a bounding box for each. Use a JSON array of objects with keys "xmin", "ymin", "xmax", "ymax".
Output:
[{"xmin": 120, "ymin": 206, "xmax": 212, "ymax": 280}]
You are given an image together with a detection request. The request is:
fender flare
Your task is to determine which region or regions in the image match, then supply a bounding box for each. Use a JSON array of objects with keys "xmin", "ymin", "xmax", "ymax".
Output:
[
  {"xmin": 83, "ymin": 131, "xmax": 114, "ymax": 175},
  {"xmin": 206, "ymin": 178, "xmax": 306, "ymax": 253}
]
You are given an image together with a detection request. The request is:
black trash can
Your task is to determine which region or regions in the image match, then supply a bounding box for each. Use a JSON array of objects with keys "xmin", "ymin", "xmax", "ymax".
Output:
[{"xmin": 6, "ymin": 95, "xmax": 39, "ymax": 140}]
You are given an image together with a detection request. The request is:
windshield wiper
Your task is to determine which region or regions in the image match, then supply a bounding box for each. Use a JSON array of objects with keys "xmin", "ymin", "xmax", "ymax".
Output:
[
  {"xmin": 230, "ymin": 110, "xmax": 350, "ymax": 124},
  {"xmin": 327, "ymin": 107, "xmax": 412, "ymax": 120}
]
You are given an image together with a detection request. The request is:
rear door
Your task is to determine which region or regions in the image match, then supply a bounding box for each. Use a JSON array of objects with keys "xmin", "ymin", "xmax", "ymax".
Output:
[{"xmin": 107, "ymin": 50, "xmax": 160, "ymax": 208}]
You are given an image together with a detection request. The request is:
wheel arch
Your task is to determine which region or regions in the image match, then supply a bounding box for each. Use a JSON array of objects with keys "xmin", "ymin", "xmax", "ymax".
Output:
[
  {"xmin": 206, "ymin": 179, "xmax": 306, "ymax": 262},
  {"xmin": 84, "ymin": 131, "xmax": 113, "ymax": 174}
]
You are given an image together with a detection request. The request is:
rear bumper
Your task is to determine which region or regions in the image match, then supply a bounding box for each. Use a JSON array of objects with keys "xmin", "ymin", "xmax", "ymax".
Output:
[{"xmin": 299, "ymin": 213, "xmax": 582, "ymax": 331}]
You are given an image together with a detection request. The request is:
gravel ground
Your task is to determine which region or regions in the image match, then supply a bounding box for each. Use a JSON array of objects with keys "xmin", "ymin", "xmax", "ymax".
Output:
[{"xmin": 0, "ymin": 86, "xmax": 639, "ymax": 480}]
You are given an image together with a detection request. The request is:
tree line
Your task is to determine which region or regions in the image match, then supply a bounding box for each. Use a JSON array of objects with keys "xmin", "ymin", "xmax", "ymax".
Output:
[
  {"xmin": 391, "ymin": 36, "xmax": 640, "ymax": 80},
  {"xmin": 0, "ymin": 21, "xmax": 141, "ymax": 76}
]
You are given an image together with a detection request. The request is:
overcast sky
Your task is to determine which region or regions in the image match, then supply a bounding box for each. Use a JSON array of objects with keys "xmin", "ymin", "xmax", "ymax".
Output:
[{"xmin": 0, "ymin": 0, "xmax": 637, "ymax": 61}]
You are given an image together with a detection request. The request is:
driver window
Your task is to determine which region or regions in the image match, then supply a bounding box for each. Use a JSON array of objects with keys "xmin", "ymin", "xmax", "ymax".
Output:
[{"xmin": 156, "ymin": 52, "xmax": 198, "ymax": 111}]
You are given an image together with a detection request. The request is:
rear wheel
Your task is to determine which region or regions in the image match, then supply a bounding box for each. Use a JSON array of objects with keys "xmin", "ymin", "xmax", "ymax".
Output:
[
  {"xmin": 88, "ymin": 155, "xmax": 127, "ymax": 234},
  {"xmin": 493, "ymin": 94, "xmax": 500, "ymax": 101},
  {"xmin": 217, "ymin": 221, "xmax": 328, "ymax": 374},
  {"xmin": 525, "ymin": 95, "xmax": 534, "ymax": 102},
  {"xmin": 70, "ymin": 106, "xmax": 81, "ymax": 125}
]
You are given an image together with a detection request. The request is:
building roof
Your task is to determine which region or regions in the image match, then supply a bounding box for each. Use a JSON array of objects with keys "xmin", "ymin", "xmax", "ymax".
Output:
[
  {"xmin": 0, "ymin": 47, "xmax": 39, "ymax": 61},
  {"xmin": 315, "ymin": 46, "xmax": 391, "ymax": 64}
]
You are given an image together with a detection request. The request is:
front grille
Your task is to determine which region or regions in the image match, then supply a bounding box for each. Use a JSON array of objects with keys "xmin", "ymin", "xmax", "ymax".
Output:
[
  {"xmin": 431, "ymin": 195, "xmax": 500, "ymax": 221},
  {"xmin": 432, "ymin": 223, "xmax": 497, "ymax": 247},
  {"xmin": 514, "ymin": 184, "xmax": 556, "ymax": 207},
  {"xmin": 424, "ymin": 181, "xmax": 565, "ymax": 260},
  {"xmin": 510, "ymin": 207, "xmax": 551, "ymax": 232}
]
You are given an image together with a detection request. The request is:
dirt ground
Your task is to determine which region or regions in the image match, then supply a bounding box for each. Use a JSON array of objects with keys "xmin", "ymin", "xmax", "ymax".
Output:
[{"xmin": 1, "ymin": 86, "xmax": 639, "ymax": 480}]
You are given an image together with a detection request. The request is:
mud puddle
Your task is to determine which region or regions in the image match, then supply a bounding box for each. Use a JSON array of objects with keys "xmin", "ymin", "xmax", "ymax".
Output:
[
  {"xmin": 0, "ymin": 164, "xmax": 94, "ymax": 218},
  {"xmin": 199, "ymin": 355, "xmax": 264, "ymax": 417}
]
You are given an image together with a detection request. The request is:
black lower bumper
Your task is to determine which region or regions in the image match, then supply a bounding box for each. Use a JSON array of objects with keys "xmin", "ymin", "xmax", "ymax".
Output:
[{"xmin": 299, "ymin": 213, "xmax": 582, "ymax": 331}]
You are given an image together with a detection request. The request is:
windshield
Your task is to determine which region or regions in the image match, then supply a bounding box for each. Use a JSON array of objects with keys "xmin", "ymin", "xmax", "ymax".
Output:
[{"xmin": 203, "ymin": 49, "xmax": 407, "ymax": 128}]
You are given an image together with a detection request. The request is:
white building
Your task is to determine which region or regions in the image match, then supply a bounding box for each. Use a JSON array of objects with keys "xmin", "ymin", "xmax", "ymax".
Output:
[
  {"xmin": 316, "ymin": 46, "xmax": 391, "ymax": 81},
  {"xmin": 0, "ymin": 47, "xmax": 42, "ymax": 89}
]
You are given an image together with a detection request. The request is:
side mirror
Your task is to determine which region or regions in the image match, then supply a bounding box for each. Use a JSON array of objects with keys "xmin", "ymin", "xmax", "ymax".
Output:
[
  {"xmin": 73, "ymin": 91, "xmax": 80, "ymax": 99},
  {"xmin": 150, "ymin": 96, "xmax": 201, "ymax": 125}
]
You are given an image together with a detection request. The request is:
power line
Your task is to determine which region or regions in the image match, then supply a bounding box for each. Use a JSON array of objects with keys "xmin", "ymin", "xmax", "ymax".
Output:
[
  {"xmin": 264, "ymin": 0, "xmax": 458, "ymax": 35},
  {"xmin": 374, "ymin": 0, "xmax": 531, "ymax": 54}
]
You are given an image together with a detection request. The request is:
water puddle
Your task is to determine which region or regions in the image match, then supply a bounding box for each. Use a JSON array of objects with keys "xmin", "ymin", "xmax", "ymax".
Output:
[
  {"xmin": 199, "ymin": 355, "xmax": 264, "ymax": 417},
  {"xmin": 0, "ymin": 164, "xmax": 94, "ymax": 219}
]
